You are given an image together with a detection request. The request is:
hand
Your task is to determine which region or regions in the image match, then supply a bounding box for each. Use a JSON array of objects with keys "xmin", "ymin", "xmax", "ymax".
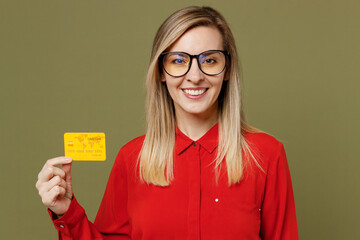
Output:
[{"xmin": 35, "ymin": 157, "xmax": 73, "ymax": 217}]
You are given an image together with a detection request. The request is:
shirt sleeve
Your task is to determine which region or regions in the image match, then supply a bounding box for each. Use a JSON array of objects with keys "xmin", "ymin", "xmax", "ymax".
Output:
[
  {"xmin": 259, "ymin": 143, "xmax": 299, "ymax": 240},
  {"xmin": 49, "ymin": 149, "xmax": 131, "ymax": 240}
]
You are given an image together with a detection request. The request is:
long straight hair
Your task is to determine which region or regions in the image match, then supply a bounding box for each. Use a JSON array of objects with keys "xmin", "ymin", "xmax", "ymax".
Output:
[{"xmin": 139, "ymin": 6, "xmax": 261, "ymax": 186}]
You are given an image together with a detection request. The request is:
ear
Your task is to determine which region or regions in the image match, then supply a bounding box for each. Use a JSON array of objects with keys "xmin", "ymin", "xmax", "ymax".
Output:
[
  {"xmin": 223, "ymin": 69, "xmax": 230, "ymax": 81},
  {"xmin": 223, "ymin": 53, "xmax": 231, "ymax": 81},
  {"xmin": 159, "ymin": 69, "xmax": 166, "ymax": 82}
]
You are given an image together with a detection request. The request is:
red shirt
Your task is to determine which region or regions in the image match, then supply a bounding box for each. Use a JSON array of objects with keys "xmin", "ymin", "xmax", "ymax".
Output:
[{"xmin": 50, "ymin": 124, "xmax": 298, "ymax": 239}]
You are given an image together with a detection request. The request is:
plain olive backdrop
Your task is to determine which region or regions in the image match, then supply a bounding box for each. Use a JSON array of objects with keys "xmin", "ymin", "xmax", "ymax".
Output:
[{"xmin": 1, "ymin": 0, "xmax": 359, "ymax": 239}]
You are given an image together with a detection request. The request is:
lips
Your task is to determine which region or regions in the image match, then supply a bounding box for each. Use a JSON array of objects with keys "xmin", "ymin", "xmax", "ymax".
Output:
[
  {"xmin": 181, "ymin": 88, "xmax": 208, "ymax": 99},
  {"xmin": 183, "ymin": 89, "xmax": 207, "ymax": 96}
]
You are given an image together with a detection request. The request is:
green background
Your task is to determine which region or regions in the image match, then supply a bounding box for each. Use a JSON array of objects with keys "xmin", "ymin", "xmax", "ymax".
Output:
[{"xmin": 1, "ymin": 0, "xmax": 359, "ymax": 239}]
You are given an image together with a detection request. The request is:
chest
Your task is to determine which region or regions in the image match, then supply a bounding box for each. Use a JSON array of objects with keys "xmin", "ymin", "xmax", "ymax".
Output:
[{"xmin": 127, "ymin": 145, "xmax": 266, "ymax": 240}]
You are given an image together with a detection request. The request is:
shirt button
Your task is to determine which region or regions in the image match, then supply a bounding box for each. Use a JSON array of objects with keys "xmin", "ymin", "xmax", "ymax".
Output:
[
  {"xmin": 193, "ymin": 142, "xmax": 197, "ymax": 146},
  {"xmin": 215, "ymin": 198, "xmax": 219, "ymax": 203},
  {"xmin": 59, "ymin": 224, "xmax": 65, "ymax": 228}
]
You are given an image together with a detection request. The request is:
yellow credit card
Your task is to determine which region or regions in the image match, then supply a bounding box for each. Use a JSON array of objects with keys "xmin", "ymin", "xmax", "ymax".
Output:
[{"xmin": 64, "ymin": 132, "xmax": 106, "ymax": 161}]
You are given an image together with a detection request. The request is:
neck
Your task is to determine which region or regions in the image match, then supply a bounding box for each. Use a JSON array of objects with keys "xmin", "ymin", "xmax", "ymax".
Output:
[{"xmin": 175, "ymin": 110, "xmax": 218, "ymax": 141}]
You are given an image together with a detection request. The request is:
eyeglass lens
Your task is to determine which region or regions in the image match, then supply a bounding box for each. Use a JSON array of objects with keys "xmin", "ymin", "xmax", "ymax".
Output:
[{"xmin": 163, "ymin": 50, "xmax": 226, "ymax": 77}]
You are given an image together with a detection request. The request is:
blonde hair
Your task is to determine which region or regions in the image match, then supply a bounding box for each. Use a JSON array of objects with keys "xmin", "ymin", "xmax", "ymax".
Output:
[{"xmin": 139, "ymin": 6, "xmax": 261, "ymax": 186}]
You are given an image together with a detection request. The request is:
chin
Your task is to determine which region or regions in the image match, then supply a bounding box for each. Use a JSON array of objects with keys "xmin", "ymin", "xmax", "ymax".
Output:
[{"xmin": 183, "ymin": 106, "xmax": 214, "ymax": 116}]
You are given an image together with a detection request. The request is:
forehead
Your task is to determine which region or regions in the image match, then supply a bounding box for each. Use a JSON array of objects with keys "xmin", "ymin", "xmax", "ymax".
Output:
[{"xmin": 168, "ymin": 26, "xmax": 224, "ymax": 54}]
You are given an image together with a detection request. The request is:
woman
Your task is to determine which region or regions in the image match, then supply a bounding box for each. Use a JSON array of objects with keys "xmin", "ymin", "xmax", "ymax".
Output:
[{"xmin": 36, "ymin": 6, "xmax": 298, "ymax": 239}]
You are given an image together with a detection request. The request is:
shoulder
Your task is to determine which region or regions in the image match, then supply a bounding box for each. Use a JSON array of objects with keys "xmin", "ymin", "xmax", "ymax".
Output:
[
  {"xmin": 245, "ymin": 131, "xmax": 283, "ymax": 152},
  {"xmin": 114, "ymin": 135, "xmax": 145, "ymax": 168},
  {"xmin": 118, "ymin": 135, "xmax": 146, "ymax": 156},
  {"xmin": 244, "ymin": 131, "xmax": 286, "ymax": 170}
]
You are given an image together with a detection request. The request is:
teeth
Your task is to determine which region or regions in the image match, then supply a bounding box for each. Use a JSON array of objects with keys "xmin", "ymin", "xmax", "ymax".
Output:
[{"xmin": 183, "ymin": 89, "xmax": 206, "ymax": 96}]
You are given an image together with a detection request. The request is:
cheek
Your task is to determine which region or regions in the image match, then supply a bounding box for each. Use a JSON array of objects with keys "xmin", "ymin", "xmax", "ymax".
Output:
[
  {"xmin": 164, "ymin": 80, "xmax": 178, "ymax": 99},
  {"xmin": 164, "ymin": 76, "xmax": 183, "ymax": 91}
]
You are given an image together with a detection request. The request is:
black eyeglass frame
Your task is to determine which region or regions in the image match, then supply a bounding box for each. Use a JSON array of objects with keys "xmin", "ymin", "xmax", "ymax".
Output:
[{"xmin": 160, "ymin": 50, "xmax": 229, "ymax": 77}]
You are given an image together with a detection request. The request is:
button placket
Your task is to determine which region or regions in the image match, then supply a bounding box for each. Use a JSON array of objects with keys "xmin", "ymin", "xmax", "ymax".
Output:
[{"xmin": 187, "ymin": 140, "xmax": 201, "ymax": 239}]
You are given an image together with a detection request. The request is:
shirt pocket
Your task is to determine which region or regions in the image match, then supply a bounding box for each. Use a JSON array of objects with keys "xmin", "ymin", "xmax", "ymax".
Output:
[{"xmin": 207, "ymin": 197, "xmax": 261, "ymax": 239}]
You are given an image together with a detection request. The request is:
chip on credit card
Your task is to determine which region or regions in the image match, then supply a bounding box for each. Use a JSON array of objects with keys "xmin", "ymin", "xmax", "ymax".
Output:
[{"xmin": 64, "ymin": 132, "xmax": 106, "ymax": 161}]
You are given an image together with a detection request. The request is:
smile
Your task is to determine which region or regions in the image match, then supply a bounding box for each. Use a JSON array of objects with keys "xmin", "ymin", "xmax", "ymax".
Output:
[{"xmin": 182, "ymin": 88, "xmax": 208, "ymax": 96}]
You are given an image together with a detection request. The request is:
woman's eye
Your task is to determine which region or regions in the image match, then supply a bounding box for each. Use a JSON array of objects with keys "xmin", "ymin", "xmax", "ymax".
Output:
[
  {"xmin": 167, "ymin": 54, "xmax": 188, "ymax": 65},
  {"xmin": 202, "ymin": 58, "xmax": 217, "ymax": 65},
  {"xmin": 205, "ymin": 58, "xmax": 216, "ymax": 64},
  {"xmin": 173, "ymin": 58, "xmax": 184, "ymax": 64}
]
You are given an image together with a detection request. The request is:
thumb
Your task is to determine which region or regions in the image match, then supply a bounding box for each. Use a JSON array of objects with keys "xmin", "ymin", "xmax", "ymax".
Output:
[
  {"xmin": 61, "ymin": 161, "xmax": 72, "ymax": 183},
  {"xmin": 61, "ymin": 161, "xmax": 73, "ymax": 199}
]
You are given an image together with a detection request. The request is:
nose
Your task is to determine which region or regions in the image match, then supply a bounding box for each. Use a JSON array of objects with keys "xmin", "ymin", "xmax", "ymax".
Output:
[{"xmin": 185, "ymin": 58, "xmax": 204, "ymax": 83}]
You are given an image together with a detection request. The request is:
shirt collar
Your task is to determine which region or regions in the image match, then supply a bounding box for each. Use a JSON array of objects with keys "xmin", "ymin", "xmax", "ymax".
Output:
[{"xmin": 175, "ymin": 123, "xmax": 219, "ymax": 155}]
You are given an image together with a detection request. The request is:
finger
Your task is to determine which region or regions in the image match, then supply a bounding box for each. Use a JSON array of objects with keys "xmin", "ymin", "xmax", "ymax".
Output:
[
  {"xmin": 37, "ymin": 165, "xmax": 66, "ymax": 183},
  {"xmin": 38, "ymin": 157, "xmax": 71, "ymax": 182},
  {"xmin": 52, "ymin": 167, "xmax": 66, "ymax": 179},
  {"xmin": 38, "ymin": 176, "xmax": 66, "ymax": 196},
  {"xmin": 58, "ymin": 185, "xmax": 67, "ymax": 199},
  {"xmin": 46, "ymin": 156, "xmax": 72, "ymax": 168},
  {"xmin": 42, "ymin": 185, "xmax": 66, "ymax": 207}
]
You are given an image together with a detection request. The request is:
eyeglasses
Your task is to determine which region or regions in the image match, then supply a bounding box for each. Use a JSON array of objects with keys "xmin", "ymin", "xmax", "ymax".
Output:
[{"xmin": 160, "ymin": 50, "xmax": 229, "ymax": 77}]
